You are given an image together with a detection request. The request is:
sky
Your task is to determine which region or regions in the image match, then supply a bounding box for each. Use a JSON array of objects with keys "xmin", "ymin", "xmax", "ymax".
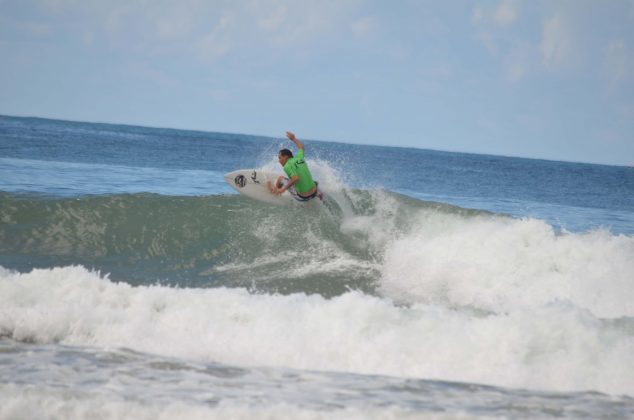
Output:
[{"xmin": 1, "ymin": 0, "xmax": 633, "ymax": 166}]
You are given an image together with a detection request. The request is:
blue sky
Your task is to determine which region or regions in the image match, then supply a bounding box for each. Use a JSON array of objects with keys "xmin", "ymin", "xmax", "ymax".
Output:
[{"xmin": 1, "ymin": 1, "xmax": 633, "ymax": 165}]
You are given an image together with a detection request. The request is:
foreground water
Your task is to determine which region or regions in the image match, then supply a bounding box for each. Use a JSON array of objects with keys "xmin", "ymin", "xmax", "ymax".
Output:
[{"xmin": 1, "ymin": 115, "xmax": 633, "ymax": 418}]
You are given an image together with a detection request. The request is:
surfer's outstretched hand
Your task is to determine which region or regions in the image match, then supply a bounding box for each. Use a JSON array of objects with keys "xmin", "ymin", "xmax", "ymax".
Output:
[
  {"xmin": 286, "ymin": 131, "xmax": 304, "ymax": 150},
  {"xmin": 267, "ymin": 180, "xmax": 283, "ymax": 196},
  {"xmin": 267, "ymin": 181, "xmax": 276, "ymax": 194}
]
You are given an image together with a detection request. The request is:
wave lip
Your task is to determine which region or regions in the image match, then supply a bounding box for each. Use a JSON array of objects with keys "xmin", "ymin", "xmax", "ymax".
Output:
[{"xmin": 2, "ymin": 265, "xmax": 634, "ymax": 397}]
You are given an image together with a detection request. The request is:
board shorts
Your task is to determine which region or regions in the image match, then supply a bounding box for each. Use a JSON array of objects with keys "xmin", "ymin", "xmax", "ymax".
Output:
[{"xmin": 284, "ymin": 179, "xmax": 322, "ymax": 202}]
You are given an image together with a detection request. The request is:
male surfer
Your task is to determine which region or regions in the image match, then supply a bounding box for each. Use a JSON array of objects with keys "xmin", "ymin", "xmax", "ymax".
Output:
[{"xmin": 268, "ymin": 131, "xmax": 323, "ymax": 202}]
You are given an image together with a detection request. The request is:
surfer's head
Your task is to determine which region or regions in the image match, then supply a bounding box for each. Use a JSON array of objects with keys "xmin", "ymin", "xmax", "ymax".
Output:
[{"xmin": 278, "ymin": 149, "xmax": 293, "ymax": 165}]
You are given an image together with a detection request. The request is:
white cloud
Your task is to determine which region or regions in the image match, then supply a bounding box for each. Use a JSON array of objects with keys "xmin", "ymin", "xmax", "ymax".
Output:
[
  {"xmin": 472, "ymin": 0, "xmax": 529, "ymax": 81},
  {"xmin": 471, "ymin": 0, "xmax": 520, "ymax": 55},
  {"xmin": 540, "ymin": 14, "xmax": 574, "ymax": 70},
  {"xmin": 504, "ymin": 42, "xmax": 534, "ymax": 83},
  {"xmin": 603, "ymin": 40, "xmax": 632, "ymax": 90},
  {"xmin": 152, "ymin": 6, "xmax": 199, "ymax": 41},
  {"xmin": 472, "ymin": 0, "xmax": 519, "ymax": 28},
  {"xmin": 188, "ymin": 1, "xmax": 364, "ymax": 62},
  {"xmin": 196, "ymin": 14, "xmax": 235, "ymax": 62},
  {"xmin": 256, "ymin": 4, "xmax": 288, "ymax": 32},
  {"xmin": 473, "ymin": 28, "xmax": 498, "ymax": 55},
  {"xmin": 494, "ymin": 0, "xmax": 519, "ymax": 26},
  {"xmin": 472, "ymin": 6, "xmax": 484, "ymax": 24},
  {"xmin": 471, "ymin": 6, "xmax": 497, "ymax": 55},
  {"xmin": 15, "ymin": 0, "xmax": 364, "ymax": 62}
]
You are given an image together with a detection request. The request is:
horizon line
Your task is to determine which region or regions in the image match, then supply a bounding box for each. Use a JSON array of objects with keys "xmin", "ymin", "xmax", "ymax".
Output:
[{"xmin": 1, "ymin": 113, "xmax": 630, "ymax": 168}]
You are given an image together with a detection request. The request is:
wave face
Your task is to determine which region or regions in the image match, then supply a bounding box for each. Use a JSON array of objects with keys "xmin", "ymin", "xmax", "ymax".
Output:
[
  {"xmin": 2, "ymin": 189, "xmax": 633, "ymax": 314},
  {"xmin": 1, "ymin": 190, "xmax": 386, "ymax": 295}
]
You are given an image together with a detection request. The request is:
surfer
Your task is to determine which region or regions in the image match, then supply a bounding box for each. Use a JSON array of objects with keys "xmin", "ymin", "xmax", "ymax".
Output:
[{"xmin": 268, "ymin": 131, "xmax": 323, "ymax": 202}]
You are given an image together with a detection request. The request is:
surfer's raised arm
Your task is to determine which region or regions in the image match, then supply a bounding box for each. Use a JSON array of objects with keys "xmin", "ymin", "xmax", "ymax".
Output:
[{"xmin": 286, "ymin": 131, "xmax": 304, "ymax": 150}]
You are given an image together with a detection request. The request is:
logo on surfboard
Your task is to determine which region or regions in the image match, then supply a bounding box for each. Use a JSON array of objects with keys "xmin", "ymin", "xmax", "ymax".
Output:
[{"xmin": 234, "ymin": 175, "xmax": 247, "ymax": 188}]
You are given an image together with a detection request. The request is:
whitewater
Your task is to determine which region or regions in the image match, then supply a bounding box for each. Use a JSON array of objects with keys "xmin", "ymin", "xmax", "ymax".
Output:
[{"xmin": 1, "ymin": 115, "xmax": 633, "ymax": 418}]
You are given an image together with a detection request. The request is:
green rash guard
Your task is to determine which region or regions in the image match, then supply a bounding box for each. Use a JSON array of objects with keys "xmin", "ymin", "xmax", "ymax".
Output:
[{"xmin": 283, "ymin": 149, "xmax": 316, "ymax": 194}]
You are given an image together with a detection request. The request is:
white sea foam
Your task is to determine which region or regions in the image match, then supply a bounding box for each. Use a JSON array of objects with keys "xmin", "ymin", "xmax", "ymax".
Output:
[
  {"xmin": 1, "ymin": 265, "xmax": 633, "ymax": 396},
  {"xmin": 379, "ymin": 213, "xmax": 634, "ymax": 318},
  {"xmin": 1, "ymin": 385, "xmax": 424, "ymax": 420}
]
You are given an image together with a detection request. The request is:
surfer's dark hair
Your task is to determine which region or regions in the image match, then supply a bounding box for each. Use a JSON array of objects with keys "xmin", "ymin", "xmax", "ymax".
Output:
[{"xmin": 279, "ymin": 149, "xmax": 293, "ymax": 158}]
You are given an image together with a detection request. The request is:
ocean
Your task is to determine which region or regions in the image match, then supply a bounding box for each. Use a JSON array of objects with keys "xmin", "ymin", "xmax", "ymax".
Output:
[{"xmin": 1, "ymin": 114, "xmax": 633, "ymax": 419}]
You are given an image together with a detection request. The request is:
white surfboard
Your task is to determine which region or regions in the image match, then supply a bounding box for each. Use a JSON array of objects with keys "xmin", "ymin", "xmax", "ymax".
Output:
[{"xmin": 224, "ymin": 169, "xmax": 294, "ymax": 206}]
